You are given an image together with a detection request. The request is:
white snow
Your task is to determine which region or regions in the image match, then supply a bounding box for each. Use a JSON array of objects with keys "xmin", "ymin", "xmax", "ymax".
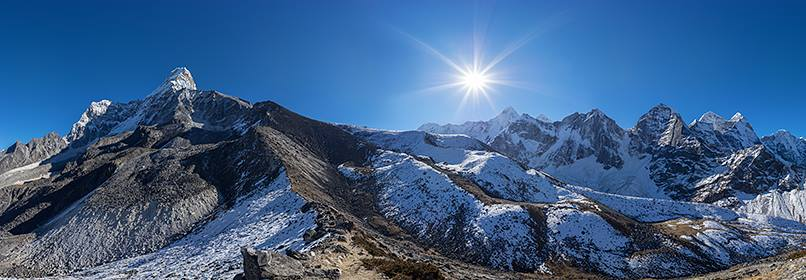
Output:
[
  {"xmin": 689, "ymin": 111, "xmax": 760, "ymax": 153},
  {"xmin": 0, "ymin": 161, "xmax": 52, "ymax": 187},
  {"xmin": 418, "ymin": 107, "xmax": 524, "ymax": 143},
  {"xmin": 762, "ymin": 130, "xmax": 806, "ymax": 166},
  {"xmin": 543, "ymin": 154, "xmax": 669, "ymax": 199},
  {"xmin": 545, "ymin": 203, "xmax": 630, "ymax": 277},
  {"xmin": 686, "ymin": 220, "xmax": 785, "ymax": 266},
  {"xmin": 348, "ymin": 127, "xmax": 487, "ymax": 164},
  {"xmin": 739, "ymin": 189, "xmax": 806, "ymax": 223},
  {"xmin": 76, "ymin": 170, "xmax": 316, "ymax": 279},
  {"xmin": 67, "ymin": 100, "xmax": 112, "ymax": 142},
  {"xmin": 371, "ymin": 151, "xmax": 539, "ymax": 269},
  {"xmin": 564, "ymin": 184, "xmax": 739, "ymax": 223},
  {"xmin": 440, "ymin": 150, "xmax": 579, "ymax": 203},
  {"xmin": 108, "ymin": 111, "xmax": 144, "ymax": 136},
  {"xmin": 147, "ymin": 67, "xmax": 197, "ymax": 98},
  {"xmin": 1, "ymin": 161, "xmax": 42, "ymax": 175}
]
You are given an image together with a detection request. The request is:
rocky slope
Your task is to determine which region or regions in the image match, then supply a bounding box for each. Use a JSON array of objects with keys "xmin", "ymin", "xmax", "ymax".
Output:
[
  {"xmin": 685, "ymin": 250, "xmax": 806, "ymax": 280},
  {"xmin": 0, "ymin": 68, "xmax": 802, "ymax": 279},
  {"xmin": 419, "ymin": 105, "xmax": 806, "ymax": 222},
  {"xmin": 342, "ymin": 127, "xmax": 804, "ymax": 278}
]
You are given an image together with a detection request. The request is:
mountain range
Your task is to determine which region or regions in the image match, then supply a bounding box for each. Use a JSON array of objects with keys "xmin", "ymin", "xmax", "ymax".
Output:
[
  {"xmin": 421, "ymin": 105, "xmax": 806, "ymax": 223},
  {"xmin": 0, "ymin": 68, "xmax": 803, "ymax": 279}
]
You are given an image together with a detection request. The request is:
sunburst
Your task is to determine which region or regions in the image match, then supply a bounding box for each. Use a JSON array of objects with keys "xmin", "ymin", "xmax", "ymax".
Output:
[
  {"xmin": 402, "ymin": 31, "xmax": 534, "ymax": 112},
  {"xmin": 401, "ymin": 10, "xmax": 566, "ymax": 113}
]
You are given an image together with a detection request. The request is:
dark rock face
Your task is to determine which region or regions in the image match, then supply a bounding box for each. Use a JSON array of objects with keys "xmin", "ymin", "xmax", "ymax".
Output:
[
  {"xmin": 0, "ymin": 132, "xmax": 67, "ymax": 174},
  {"xmin": 238, "ymin": 247, "xmax": 340, "ymax": 280},
  {"xmin": 561, "ymin": 109, "xmax": 626, "ymax": 169},
  {"xmin": 648, "ymin": 141, "xmax": 719, "ymax": 200},
  {"xmin": 630, "ymin": 104, "xmax": 690, "ymax": 153}
]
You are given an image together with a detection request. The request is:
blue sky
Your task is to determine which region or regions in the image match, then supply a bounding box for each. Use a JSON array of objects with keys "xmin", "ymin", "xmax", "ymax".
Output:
[{"xmin": 2, "ymin": 0, "xmax": 806, "ymax": 147}]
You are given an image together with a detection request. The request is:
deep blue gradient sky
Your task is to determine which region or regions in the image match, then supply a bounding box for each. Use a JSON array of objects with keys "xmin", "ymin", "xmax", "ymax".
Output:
[{"xmin": 2, "ymin": 1, "xmax": 806, "ymax": 147}]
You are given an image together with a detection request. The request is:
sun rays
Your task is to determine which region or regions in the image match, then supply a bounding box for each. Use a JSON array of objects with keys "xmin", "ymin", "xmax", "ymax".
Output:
[
  {"xmin": 402, "ymin": 30, "xmax": 533, "ymax": 114},
  {"xmin": 400, "ymin": 9, "xmax": 568, "ymax": 114}
]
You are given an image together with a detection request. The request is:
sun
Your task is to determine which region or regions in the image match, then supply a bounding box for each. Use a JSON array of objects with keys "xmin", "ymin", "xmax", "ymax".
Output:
[
  {"xmin": 460, "ymin": 69, "xmax": 490, "ymax": 94},
  {"xmin": 401, "ymin": 22, "xmax": 544, "ymax": 112}
]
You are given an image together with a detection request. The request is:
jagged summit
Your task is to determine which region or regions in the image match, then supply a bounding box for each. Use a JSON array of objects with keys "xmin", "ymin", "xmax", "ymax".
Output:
[
  {"xmin": 148, "ymin": 67, "xmax": 197, "ymax": 97},
  {"xmin": 766, "ymin": 129, "xmax": 806, "ymax": 142},
  {"xmin": 67, "ymin": 100, "xmax": 113, "ymax": 143},
  {"xmin": 691, "ymin": 111, "xmax": 750, "ymax": 129},
  {"xmin": 689, "ymin": 110, "xmax": 760, "ymax": 154},
  {"xmin": 589, "ymin": 108, "xmax": 606, "ymax": 115},
  {"xmin": 632, "ymin": 103, "xmax": 689, "ymax": 150},
  {"xmin": 772, "ymin": 129, "xmax": 794, "ymax": 137},
  {"xmin": 416, "ymin": 106, "xmax": 526, "ymax": 143},
  {"xmin": 0, "ymin": 131, "xmax": 67, "ymax": 174},
  {"xmin": 579, "ymin": 108, "xmax": 614, "ymax": 124},
  {"xmin": 65, "ymin": 67, "xmax": 251, "ymax": 148},
  {"xmin": 500, "ymin": 106, "xmax": 518, "ymax": 115},
  {"xmin": 535, "ymin": 113, "xmax": 551, "ymax": 122},
  {"xmin": 762, "ymin": 129, "xmax": 806, "ymax": 167},
  {"xmin": 645, "ymin": 103, "xmax": 676, "ymax": 115},
  {"xmin": 420, "ymin": 105, "xmax": 802, "ymax": 203},
  {"xmin": 652, "ymin": 103, "xmax": 673, "ymax": 109},
  {"xmin": 694, "ymin": 111, "xmax": 726, "ymax": 126},
  {"xmin": 730, "ymin": 112, "xmax": 746, "ymax": 122},
  {"xmin": 491, "ymin": 106, "xmax": 521, "ymax": 124}
]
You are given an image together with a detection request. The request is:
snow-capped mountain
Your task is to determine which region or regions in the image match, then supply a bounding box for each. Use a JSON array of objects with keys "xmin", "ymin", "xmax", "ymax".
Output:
[
  {"xmin": 419, "ymin": 106, "xmax": 524, "ymax": 143},
  {"xmin": 66, "ymin": 67, "xmax": 254, "ymax": 148},
  {"xmin": 763, "ymin": 130, "xmax": 806, "ymax": 167},
  {"xmin": 420, "ymin": 105, "xmax": 806, "ymax": 218},
  {"xmin": 629, "ymin": 104, "xmax": 691, "ymax": 153},
  {"xmin": 0, "ymin": 68, "xmax": 803, "ymax": 279},
  {"xmin": 689, "ymin": 111, "xmax": 760, "ymax": 155},
  {"xmin": 343, "ymin": 127, "xmax": 802, "ymax": 278}
]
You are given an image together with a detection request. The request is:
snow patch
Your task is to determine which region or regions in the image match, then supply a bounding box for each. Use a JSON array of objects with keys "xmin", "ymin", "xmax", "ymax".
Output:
[{"xmin": 77, "ymin": 170, "xmax": 316, "ymax": 279}]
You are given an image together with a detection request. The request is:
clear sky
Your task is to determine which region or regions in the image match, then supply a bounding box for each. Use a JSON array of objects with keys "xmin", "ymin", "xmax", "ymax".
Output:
[{"xmin": 2, "ymin": 0, "xmax": 806, "ymax": 148}]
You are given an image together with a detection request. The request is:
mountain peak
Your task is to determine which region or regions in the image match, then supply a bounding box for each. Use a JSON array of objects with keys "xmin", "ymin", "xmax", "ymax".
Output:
[
  {"xmin": 148, "ymin": 67, "xmax": 197, "ymax": 97},
  {"xmin": 772, "ymin": 129, "xmax": 795, "ymax": 138},
  {"xmin": 697, "ymin": 111, "xmax": 725, "ymax": 124},
  {"xmin": 648, "ymin": 103, "xmax": 674, "ymax": 113},
  {"xmin": 584, "ymin": 108, "xmax": 611, "ymax": 122},
  {"xmin": 499, "ymin": 106, "xmax": 519, "ymax": 117},
  {"xmin": 491, "ymin": 106, "xmax": 521, "ymax": 124},
  {"xmin": 729, "ymin": 112, "xmax": 745, "ymax": 122},
  {"xmin": 765, "ymin": 130, "xmax": 806, "ymax": 143},
  {"xmin": 633, "ymin": 103, "xmax": 687, "ymax": 149}
]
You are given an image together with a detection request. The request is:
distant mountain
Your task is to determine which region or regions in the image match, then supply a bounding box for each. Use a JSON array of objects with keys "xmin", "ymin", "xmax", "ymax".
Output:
[
  {"xmin": 0, "ymin": 132, "xmax": 66, "ymax": 175},
  {"xmin": 66, "ymin": 67, "xmax": 254, "ymax": 148},
  {"xmin": 763, "ymin": 130, "xmax": 806, "ymax": 167},
  {"xmin": 0, "ymin": 69, "xmax": 803, "ymax": 279},
  {"xmin": 420, "ymin": 105, "xmax": 806, "ymax": 221}
]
